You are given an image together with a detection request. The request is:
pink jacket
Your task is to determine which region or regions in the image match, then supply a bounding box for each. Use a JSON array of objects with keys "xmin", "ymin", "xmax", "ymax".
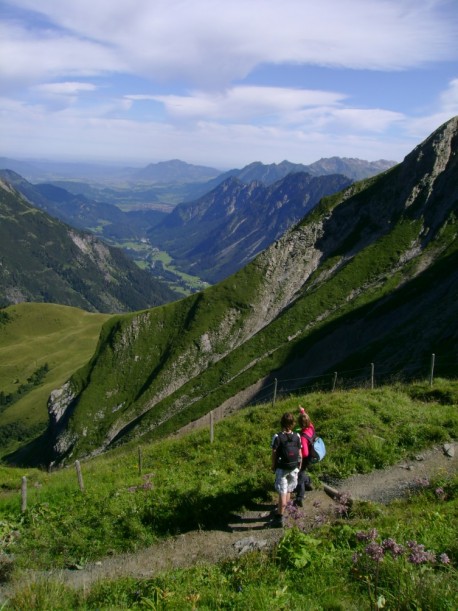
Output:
[{"xmin": 300, "ymin": 424, "xmax": 315, "ymax": 458}]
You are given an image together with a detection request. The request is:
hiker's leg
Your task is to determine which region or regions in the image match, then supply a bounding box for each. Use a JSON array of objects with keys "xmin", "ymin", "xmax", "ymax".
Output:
[
  {"xmin": 296, "ymin": 469, "xmax": 306, "ymax": 501},
  {"xmin": 285, "ymin": 492, "xmax": 291, "ymax": 509},
  {"xmin": 275, "ymin": 470, "xmax": 288, "ymax": 515},
  {"xmin": 278, "ymin": 493, "xmax": 288, "ymax": 515}
]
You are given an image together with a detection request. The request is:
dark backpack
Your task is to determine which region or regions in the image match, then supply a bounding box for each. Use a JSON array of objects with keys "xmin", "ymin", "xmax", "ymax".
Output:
[
  {"xmin": 301, "ymin": 431, "xmax": 326, "ymax": 464},
  {"xmin": 276, "ymin": 432, "xmax": 301, "ymax": 470}
]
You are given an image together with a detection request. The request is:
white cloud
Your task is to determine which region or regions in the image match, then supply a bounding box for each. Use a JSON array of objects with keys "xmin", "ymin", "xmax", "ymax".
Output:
[
  {"xmin": 30, "ymin": 81, "xmax": 98, "ymax": 110},
  {"xmin": 35, "ymin": 82, "xmax": 97, "ymax": 95},
  {"xmin": 139, "ymin": 86, "xmax": 346, "ymax": 122},
  {"xmin": 440, "ymin": 78, "xmax": 458, "ymax": 113},
  {"xmin": 0, "ymin": 94, "xmax": 414, "ymax": 168},
  {"xmin": 402, "ymin": 78, "xmax": 458, "ymax": 138},
  {"xmin": 324, "ymin": 108, "xmax": 406, "ymax": 132},
  {"xmin": 0, "ymin": 22, "xmax": 122, "ymax": 92},
  {"xmin": 2, "ymin": 0, "xmax": 457, "ymax": 89},
  {"xmin": 127, "ymin": 86, "xmax": 406, "ymax": 135}
]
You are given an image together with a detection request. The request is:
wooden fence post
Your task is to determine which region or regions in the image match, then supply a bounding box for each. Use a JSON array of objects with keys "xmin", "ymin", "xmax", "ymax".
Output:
[
  {"xmin": 75, "ymin": 460, "xmax": 85, "ymax": 492},
  {"xmin": 332, "ymin": 372, "xmax": 337, "ymax": 392},
  {"xmin": 370, "ymin": 363, "xmax": 375, "ymax": 390},
  {"xmin": 429, "ymin": 353, "xmax": 435, "ymax": 387},
  {"xmin": 272, "ymin": 378, "xmax": 278, "ymax": 407},
  {"xmin": 210, "ymin": 410, "xmax": 214, "ymax": 443},
  {"xmin": 21, "ymin": 476, "xmax": 27, "ymax": 512},
  {"xmin": 138, "ymin": 446, "xmax": 143, "ymax": 475}
]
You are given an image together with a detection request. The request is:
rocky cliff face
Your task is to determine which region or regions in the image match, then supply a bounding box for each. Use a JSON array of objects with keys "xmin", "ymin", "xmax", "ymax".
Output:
[{"xmin": 47, "ymin": 116, "xmax": 458, "ymax": 464}]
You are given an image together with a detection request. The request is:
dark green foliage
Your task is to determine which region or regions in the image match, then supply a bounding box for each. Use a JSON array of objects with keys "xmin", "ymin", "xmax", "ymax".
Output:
[
  {"xmin": 0, "ymin": 364, "xmax": 49, "ymax": 411},
  {"xmin": 0, "ymin": 310, "xmax": 11, "ymax": 326},
  {"xmin": 0, "ymin": 420, "xmax": 45, "ymax": 449}
]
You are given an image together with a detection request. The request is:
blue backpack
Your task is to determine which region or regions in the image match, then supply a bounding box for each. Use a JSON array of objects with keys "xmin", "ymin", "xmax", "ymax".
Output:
[{"xmin": 301, "ymin": 431, "xmax": 326, "ymax": 463}]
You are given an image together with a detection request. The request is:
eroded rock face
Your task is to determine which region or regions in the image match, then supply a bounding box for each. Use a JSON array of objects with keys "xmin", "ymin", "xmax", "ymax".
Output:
[
  {"xmin": 48, "ymin": 382, "xmax": 76, "ymax": 427},
  {"xmin": 47, "ymin": 381, "xmax": 78, "ymax": 458}
]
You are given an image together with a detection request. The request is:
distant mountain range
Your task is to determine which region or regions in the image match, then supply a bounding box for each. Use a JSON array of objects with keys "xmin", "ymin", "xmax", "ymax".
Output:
[
  {"xmin": 0, "ymin": 179, "xmax": 178, "ymax": 312},
  {"xmin": 30, "ymin": 115, "xmax": 457, "ymax": 464},
  {"xmin": 132, "ymin": 159, "xmax": 222, "ymax": 183},
  {"xmin": 0, "ymin": 157, "xmax": 396, "ymax": 289},
  {"xmin": 148, "ymin": 171, "xmax": 353, "ymax": 282},
  {"xmin": 200, "ymin": 157, "xmax": 395, "ymax": 188},
  {"xmin": 0, "ymin": 156, "xmax": 396, "ymax": 188},
  {"xmin": 180, "ymin": 158, "xmax": 397, "ymax": 201}
]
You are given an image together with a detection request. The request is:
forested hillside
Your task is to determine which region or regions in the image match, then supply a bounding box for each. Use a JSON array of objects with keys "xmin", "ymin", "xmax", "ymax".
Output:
[{"xmin": 0, "ymin": 180, "xmax": 178, "ymax": 312}]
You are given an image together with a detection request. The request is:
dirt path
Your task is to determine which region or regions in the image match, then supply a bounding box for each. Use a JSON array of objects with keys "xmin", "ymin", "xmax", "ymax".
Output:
[{"xmin": 2, "ymin": 443, "xmax": 456, "ymax": 598}]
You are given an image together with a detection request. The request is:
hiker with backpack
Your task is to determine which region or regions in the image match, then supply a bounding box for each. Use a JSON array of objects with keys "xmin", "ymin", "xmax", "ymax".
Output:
[
  {"xmin": 270, "ymin": 412, "xmax": 302, "ymax": 528},
  {"xmin": 294, "ymin": 407, "xmax": 315, "ymax": 507}
]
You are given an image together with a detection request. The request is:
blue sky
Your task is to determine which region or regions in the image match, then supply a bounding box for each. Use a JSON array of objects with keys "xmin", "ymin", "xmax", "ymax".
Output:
[{"xmin": 1, "ymin": 0, "xmax": 457, "ymax": 169}]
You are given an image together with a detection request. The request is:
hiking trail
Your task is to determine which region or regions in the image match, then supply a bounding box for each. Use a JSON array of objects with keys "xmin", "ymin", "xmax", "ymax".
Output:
[{"xmin": 1, "ymin": 443, "xmax": 456, "ymax": 599}]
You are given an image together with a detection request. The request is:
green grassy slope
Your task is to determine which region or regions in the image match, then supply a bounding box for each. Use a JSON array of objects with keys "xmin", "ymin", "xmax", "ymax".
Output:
[
  {"xmin": 0, "ymin": 381, "xmax": 457, "ymax": 569},
  {"xmin": 0, "ymin": 303, "xmax": 110, "ymax": 458}
]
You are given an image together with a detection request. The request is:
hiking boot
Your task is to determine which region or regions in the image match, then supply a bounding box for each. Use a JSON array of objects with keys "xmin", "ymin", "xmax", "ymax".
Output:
[
  {"xmin": 269, "ymin": 514, "xmax": 284, "ymax": 528},
  {"xmin": 293, "ymin": 498, "xmax": 303, "ymax": 507}
]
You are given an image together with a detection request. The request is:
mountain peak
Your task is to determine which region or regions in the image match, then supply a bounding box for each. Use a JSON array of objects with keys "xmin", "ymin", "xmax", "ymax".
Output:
[{"xmin": 133, "ymin": 159, "xmax": 222, "ymax": 183}]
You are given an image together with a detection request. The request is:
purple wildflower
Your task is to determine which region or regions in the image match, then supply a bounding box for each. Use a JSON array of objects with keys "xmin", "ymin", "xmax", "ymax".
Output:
[
  {"xmin": 439, "ymin": 553, "xmax": 450, "ymax": 565},
  {"xmin": 406, "ymin": 541, "xmax": 436, "ymax": 565},
  {"xmin": 365, "ymin": 542, "xmax": 385, "ymax": 562},
  {"xmin": 356, "ymin": 528, "xmax": 379, "ymax": 542},
  {"xmin": 413, "ymin": 477, "xmax": 430, "ymax": 488},
  {"xmin": 382, "ymin": 538, "xmax": 405, "ymax": 557},
  {"xmin": 335, "ymin": 492, "xmax": 352, "ymax": 517}
]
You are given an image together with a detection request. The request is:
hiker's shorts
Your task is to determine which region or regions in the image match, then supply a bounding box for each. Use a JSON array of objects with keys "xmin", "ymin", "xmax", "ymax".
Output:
[{"xmin": 275, "ymin": 467, "xmax": 299, "ymax": 495}]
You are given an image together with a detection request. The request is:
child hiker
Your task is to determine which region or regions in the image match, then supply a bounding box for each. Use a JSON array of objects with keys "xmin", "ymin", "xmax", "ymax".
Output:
[
  {"xmin": 294, "ymin": 406, "xmax": 314, "ymax": 507},
  {"xmin": 270, "ymin": 412, "xmax": 302, "ymax": 527}
]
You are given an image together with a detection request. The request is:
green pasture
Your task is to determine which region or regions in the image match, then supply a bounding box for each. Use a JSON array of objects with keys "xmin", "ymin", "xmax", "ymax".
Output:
[{"xmin": 0, "ymin": 303, "xmax": 110, "ymax": 456}]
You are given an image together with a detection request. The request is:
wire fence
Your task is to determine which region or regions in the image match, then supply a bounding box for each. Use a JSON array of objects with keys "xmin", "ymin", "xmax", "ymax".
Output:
[
  {"xmin": 246, "ymin": 352, "xmax": 457, "ymax": 408},
  {"xmin": 173, "ymin": 352, "xmax": 457, "ymax": 439}
]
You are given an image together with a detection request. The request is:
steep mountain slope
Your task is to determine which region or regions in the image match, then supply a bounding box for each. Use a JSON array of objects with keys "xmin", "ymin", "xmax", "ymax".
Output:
[
  {"xmin": 42, "ymin": 116, "xmax": 457, "ymax": 464},
  {"xmin": 0, "ymin": 180, "xmax": 178, "ymax": 312},
  {"xmin": 148, "ymin": 172, "xmax": 353, "ymax": 282}
]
